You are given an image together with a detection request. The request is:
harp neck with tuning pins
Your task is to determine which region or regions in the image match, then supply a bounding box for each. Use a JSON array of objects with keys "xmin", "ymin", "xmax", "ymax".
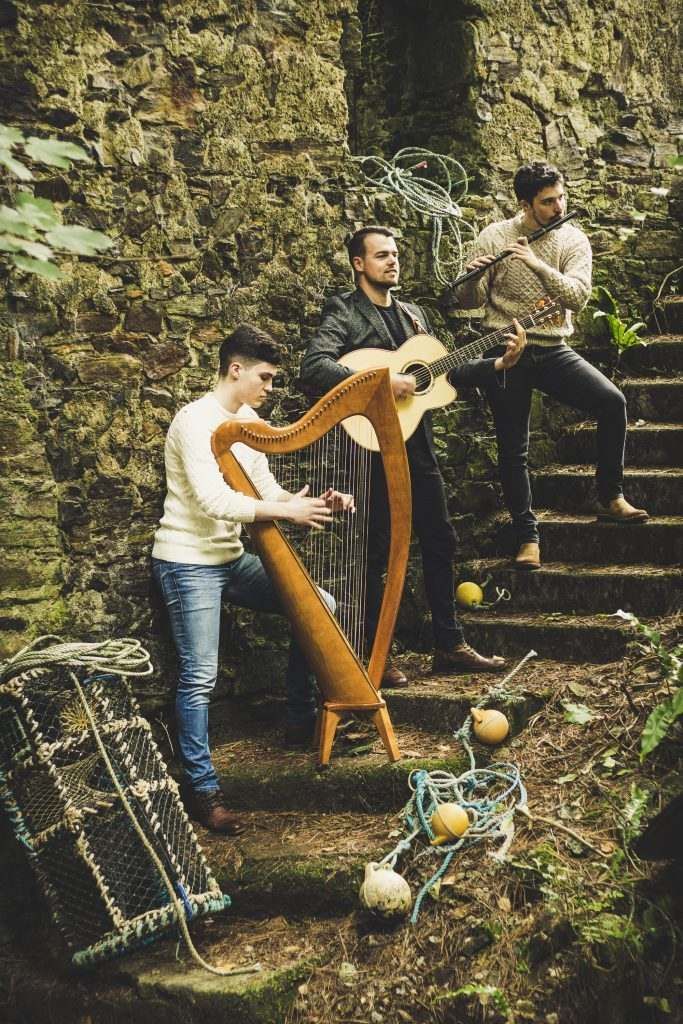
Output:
[{"xmin": 211, "ymin": 368, "xmax": 411, "ymax": 766}]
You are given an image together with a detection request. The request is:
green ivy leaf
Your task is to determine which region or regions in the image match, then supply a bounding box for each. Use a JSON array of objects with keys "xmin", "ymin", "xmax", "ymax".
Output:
[
  {"xmin": 0, "ymin": 124, "xmax": 24, "ymax": 147},
  {"xmin": 0, "ymin": 147, "xmax": 33, "ymax": 180},
  {"xmin": 11, "ymin": 254, "xmax": 65, "ymax": 280},
  {"xmin": 0, "ymin": 206, "xmax": 38, "ymax": 237},
  {"xmin": 0, "ymin": 235, "xmax": 23, "ymax": 253},
  {"xmin": 15, "ymin": 238, "xmax": 54, "ymax": 260},
  {"xmin": 14, "ymin": 193, "xmax": 60, "ymax": 229},
  {"xmin": 45, "ymin": 224, "xmax": 113, "ymax": 255},
  {"xmin": 562, "ymin": 701, "xmax": 596, "ymax": 726},
  {"xmin": 24, "ymin": 136, "xmax": 92, "ymax": 169}
]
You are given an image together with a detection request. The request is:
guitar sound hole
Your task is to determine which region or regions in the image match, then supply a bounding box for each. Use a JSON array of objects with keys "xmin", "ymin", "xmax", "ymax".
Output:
[{"xmin": 403, "ymin": 362, "xmax": 432, "ymax": 395}]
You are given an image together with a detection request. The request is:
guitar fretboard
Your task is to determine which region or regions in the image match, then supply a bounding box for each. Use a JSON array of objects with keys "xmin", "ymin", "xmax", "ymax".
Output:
[{"xmin": 426, "ymin": 302, "xmax": 561, "ymax": 379}]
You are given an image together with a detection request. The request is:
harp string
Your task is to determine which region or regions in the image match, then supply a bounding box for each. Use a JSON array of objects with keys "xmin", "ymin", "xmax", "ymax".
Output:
[{"xmin": 262, "ymin": 419, "xmax": 376, "ymax": 662}]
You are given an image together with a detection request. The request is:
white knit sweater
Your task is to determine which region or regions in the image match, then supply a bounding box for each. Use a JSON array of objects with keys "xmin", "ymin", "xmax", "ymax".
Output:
[
  {"xmin": 453, "ymin": 212, "xmax": 592, "ymax": 346},
  {"xmin": 152, "ymin": 394, "xmax": 287, "ymax": 565}
]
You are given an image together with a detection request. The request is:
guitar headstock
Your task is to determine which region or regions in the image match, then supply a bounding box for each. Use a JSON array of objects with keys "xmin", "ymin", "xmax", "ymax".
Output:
[{"xmin": 534, "ymin": 296, "xmax": 564, "ymax": 328}]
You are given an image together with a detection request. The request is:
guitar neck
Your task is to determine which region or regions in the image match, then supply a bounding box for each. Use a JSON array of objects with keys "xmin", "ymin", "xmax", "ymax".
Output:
[{"xmin": 430, "ymin": 306, "xmax": 559, "ymax": 377}]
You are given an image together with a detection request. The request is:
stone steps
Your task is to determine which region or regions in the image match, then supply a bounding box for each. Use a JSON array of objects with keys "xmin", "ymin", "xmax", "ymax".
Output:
[
  {"xmin": 620, "ymin": 377, "xmax": 683, "ymax": 421},
  {"xmin": 576, "ymin": 335, "xmax": 683, "ymax": 373},
  {"xmin": 532, "ymin": 512, "xmax": 683, "ymax": 565},
  {"xmin": 459, "ymin": 609, "xmax": 636, "ymax": 662},
  {"xmin": 532, "ymin": 465, "xmax": 682, "ymax": 513},
  {"xmin": 460, "ymin": 558, "xmax": 682, "ymax": 616},
  {"xmin": 558, "ymin": 421, "xmax": 683, "ymax": 466},
  {"xmin": 0, "ymin": 915, "xmax": 322, "ymax": 1024},
  {"xmin": 198, "ymin": 809, "xmax": 388, "ymax": 917}
]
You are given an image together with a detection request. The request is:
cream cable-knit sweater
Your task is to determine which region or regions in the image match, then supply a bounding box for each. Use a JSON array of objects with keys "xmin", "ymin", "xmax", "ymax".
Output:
[
  {"xmin": 453, "ymin": 212, "xmax": 592, "ymax": 346},
  {"xmin": 152, "ymin": 393, "xmax": 287, "ymax": 565}
]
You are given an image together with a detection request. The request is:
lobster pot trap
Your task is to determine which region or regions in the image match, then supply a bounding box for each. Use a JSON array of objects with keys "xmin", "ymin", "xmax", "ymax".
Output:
[{"xmin": 0, "ymin": 642, "xmax": 230, "ymax": 968}]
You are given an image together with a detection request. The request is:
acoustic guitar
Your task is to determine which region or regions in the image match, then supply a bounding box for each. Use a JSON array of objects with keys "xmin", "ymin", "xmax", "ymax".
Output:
[{"xmin": 338, "ymin": 297, "xmax": 562, "ymax": 451}]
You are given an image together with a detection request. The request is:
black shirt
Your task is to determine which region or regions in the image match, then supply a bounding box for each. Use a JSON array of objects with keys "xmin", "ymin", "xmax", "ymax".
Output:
[{"xmin": 375, "ymin": 300, "xmax": 407, "ymax": 350}]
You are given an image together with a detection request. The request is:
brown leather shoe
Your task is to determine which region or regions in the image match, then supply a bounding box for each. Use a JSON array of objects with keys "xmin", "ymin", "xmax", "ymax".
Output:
[
  {"xmin": 380, "ymin": 662, "xmax": 408, "ymax": 688},
  {"xmin": 514, "ymin": 541, "xmax": 541, "ymax": 571},
  {"xmin": 432, "ymin": 643, "xmax": 506, "ymax": 676},
  {"xmin": 597, "ymin": 496, "xmax": 649, "ymax": 523},
  {"xmin": 190, "ymin": 789, "xmax": 245, "ymax": 835}
]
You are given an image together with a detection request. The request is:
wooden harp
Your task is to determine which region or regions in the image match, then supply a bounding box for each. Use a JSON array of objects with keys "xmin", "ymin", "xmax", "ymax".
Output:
[{"xmin": 211, "ymin": 368, "xmax": 411, "ymax": 766}]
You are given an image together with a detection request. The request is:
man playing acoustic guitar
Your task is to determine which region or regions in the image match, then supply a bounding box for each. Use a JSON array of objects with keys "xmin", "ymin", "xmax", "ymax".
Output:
[
  {"xmin": 447, "ymin": 162, "xmax": 648, "ymax": 572},
  {"xmin": 300, "ymin": 226, "xmax": 525, "ymax": 683}
]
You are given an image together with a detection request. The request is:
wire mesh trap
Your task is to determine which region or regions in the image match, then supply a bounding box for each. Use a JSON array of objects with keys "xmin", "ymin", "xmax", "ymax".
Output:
[{"xmin": 0, "ymin": 637, "xmax": 230, "ymax": 968}]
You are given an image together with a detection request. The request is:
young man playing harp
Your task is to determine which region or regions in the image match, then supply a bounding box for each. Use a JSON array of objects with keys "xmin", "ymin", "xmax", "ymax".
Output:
[
  {"xmin": 300, "ymin": 226, "xmax": 526, "ymax": 684},
  {"xmin": 152, "ymin": 324, "xmax": 351, "ymax": 834}
]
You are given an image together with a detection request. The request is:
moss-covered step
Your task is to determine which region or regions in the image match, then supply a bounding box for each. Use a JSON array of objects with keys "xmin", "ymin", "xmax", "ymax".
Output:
[
  {"xmin": 532, "ymin": 512, "xmax": 683, "ymax": 565},
  {"xmin": 382, "ymin": 675, "xmax": 546, "ymax": 736},
  {"xmin": 558, "ymin": 422, "xmax": 683, "ymax": 466},
  {"xmin": 198, "ymin": 809, "xmax": 397, "ymax": 916},
  {"xmin": 212, "ymin": 726, "xmax": 470, "ymax": 813},
  {"xmin": 458, "ymin": 610, "xmax": 635, "ymax": 663},
  {"xmin": 460, "ymin": 558, "xmax": 682, "ymax": 616},
  {"xmin": 620, "ymin": 378, "xmax": 683, "ymax": 421},
  {"xmin": 576, "ymin": 336, "xmax": 683, "ymax": 373},
  {"xmin": 0, "ymin": 914, "xmax": 328, "ymax": 1024},
  {"xmin": 531, "ymin": 465, "xmax": 682, "ymax": 514}
]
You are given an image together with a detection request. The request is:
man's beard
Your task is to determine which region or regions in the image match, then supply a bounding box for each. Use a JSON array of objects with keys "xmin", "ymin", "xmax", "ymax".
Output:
[{"xmin": 364, "ymin": 272, "xmax": 395, "ymax": 292}]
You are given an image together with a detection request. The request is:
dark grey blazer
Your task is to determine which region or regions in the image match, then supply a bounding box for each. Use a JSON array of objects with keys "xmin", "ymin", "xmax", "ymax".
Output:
[{"xmin": 300, "ymin": 287, "xmax": 499, "ymax": 395}]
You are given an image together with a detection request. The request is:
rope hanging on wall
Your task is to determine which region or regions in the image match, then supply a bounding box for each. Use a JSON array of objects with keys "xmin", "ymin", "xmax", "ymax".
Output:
[{"xmin": 352, "ymin": 148, "xmax": 475, "ymax": 286}]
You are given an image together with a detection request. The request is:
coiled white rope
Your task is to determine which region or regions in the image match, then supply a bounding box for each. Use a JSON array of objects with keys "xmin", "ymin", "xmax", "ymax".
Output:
[{"xmin": 352, "ymin": 147, "xmax": 476, "ymax": 285}]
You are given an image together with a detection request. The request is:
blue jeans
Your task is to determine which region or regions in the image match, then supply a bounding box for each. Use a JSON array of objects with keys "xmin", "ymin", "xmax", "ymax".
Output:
[
  {"xmin": 483, "ymin": 344, "xmax": 627, "ymax": 545},
  {"xmin": 152, "ymin": 553, "xmax": 323, "ymax": 792}
]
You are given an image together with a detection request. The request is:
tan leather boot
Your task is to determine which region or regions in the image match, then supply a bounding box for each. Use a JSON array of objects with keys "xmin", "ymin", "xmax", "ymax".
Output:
[
  {"xmin": 514, "ymin": 541, "xmax": 541, "ymax": 570},
  {"xmin": 597, "ymin": 497, "xmax": 649, "ymax": 522}
]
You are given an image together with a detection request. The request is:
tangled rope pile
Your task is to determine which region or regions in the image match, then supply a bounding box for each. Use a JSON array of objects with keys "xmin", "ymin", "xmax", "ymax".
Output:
[
  {"xmin": 376, "ymin": 650, "xmax": 537, "ymax": 923},
  {"xmin": 0, "ymin": 635, "xmax": 153, "ymax": 683},
  {"xmin": 352, "ymin": 148, "xmax": 475, "ymax": 286}
]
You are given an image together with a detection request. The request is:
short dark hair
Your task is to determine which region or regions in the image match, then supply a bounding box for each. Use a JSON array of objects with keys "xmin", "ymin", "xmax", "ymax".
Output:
[
  {"xmin": 347, "ymin": 225, "xmax": 395, "ymax": 265},
  {"xmin": 513, "ymin": 162, "xmax": 564, "ymax": 203},
  {"xmin": 218, "ymin": 323, "xmax": 284, "ymax": 377}
]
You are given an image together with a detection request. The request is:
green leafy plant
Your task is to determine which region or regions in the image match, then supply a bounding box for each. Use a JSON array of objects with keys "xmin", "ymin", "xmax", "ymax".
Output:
[
  {"xmin": 0, "ymin": 123, "xmax": 113, "ymax": 279},
  {"xmin": 615, "ymin": 610, "xmax": 683, "ymax": 758},
  {"xmin": 591, "ymin": 285, "xmax": 646, "ymax": 356}
]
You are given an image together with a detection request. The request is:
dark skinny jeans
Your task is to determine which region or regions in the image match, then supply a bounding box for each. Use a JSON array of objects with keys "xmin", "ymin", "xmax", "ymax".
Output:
[
  {"xmin": 366, "ymin": 425, "xmax": 465, "ymax": 653},
  {"xmin": 482, "ymin": 343, "xmax": 627, "ymax": 545}
]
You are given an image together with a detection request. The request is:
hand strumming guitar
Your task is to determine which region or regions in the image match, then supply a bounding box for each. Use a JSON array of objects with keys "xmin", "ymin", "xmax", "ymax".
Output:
[{"xmin": 391, "ymin": 373, "xmax": 417, "ymax": 400}]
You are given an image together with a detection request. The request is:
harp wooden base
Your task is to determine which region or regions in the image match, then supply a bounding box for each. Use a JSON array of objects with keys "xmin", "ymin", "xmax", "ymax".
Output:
[{"xmin": 314, "ymin": 700, "xmax": 402, "ymax": 768}]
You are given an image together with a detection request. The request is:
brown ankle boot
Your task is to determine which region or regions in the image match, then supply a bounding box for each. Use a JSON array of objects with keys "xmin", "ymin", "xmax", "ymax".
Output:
[
  {"xmin": 190, "ymin": 789, "xmax": 245, "ymax": 835},
  {"xmin": 432, "ymin": 643, "xmax": 506, "ymax": 675},
  {"xmin": 380, "ymin": 662, "xmax": 408, "ymax": 688},
  {"xmin": 514, "ymin": 541, "xmax": 541, "ymax": 570},
  {"xmin": 597, "ymin": 497, "xmax": 649, "ymax": 523}
]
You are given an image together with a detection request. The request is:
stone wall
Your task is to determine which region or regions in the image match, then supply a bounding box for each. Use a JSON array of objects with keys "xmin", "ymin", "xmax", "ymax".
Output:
[{"xmin": 0, "ymin": 0, "xmax": 681, "ymax": 707}]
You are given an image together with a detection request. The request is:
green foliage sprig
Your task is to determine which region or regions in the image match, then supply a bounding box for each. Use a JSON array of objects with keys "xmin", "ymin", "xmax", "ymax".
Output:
[
  {"xmin": 615, "ymin": 609, "xmax": 683, "ymax": 758},
  {"xmin": 590, "ymin": 285, "xmax": 646, "ymax": 357},
  {"xmin": 0, "ymin": 123, "xmax": 113, "ymax": 280}
]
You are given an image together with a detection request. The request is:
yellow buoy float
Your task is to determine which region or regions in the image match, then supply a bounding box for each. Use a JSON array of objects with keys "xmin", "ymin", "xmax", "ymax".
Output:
[
  {"xmin": 471, "ymin": 707, "xmax": 510, "ymax": 745},
  {"xmin": 430, "ymin": 802, "xmax": 470, "ymax": 845},
  {"xmin": 455, "ymin": 581, "xmax": 484, "ymax": 608}
]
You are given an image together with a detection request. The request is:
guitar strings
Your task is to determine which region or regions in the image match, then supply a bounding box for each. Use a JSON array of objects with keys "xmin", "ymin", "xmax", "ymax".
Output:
[{"xmin": 408, "ymin": 303, "xmax": 559, "ymax": 391}]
